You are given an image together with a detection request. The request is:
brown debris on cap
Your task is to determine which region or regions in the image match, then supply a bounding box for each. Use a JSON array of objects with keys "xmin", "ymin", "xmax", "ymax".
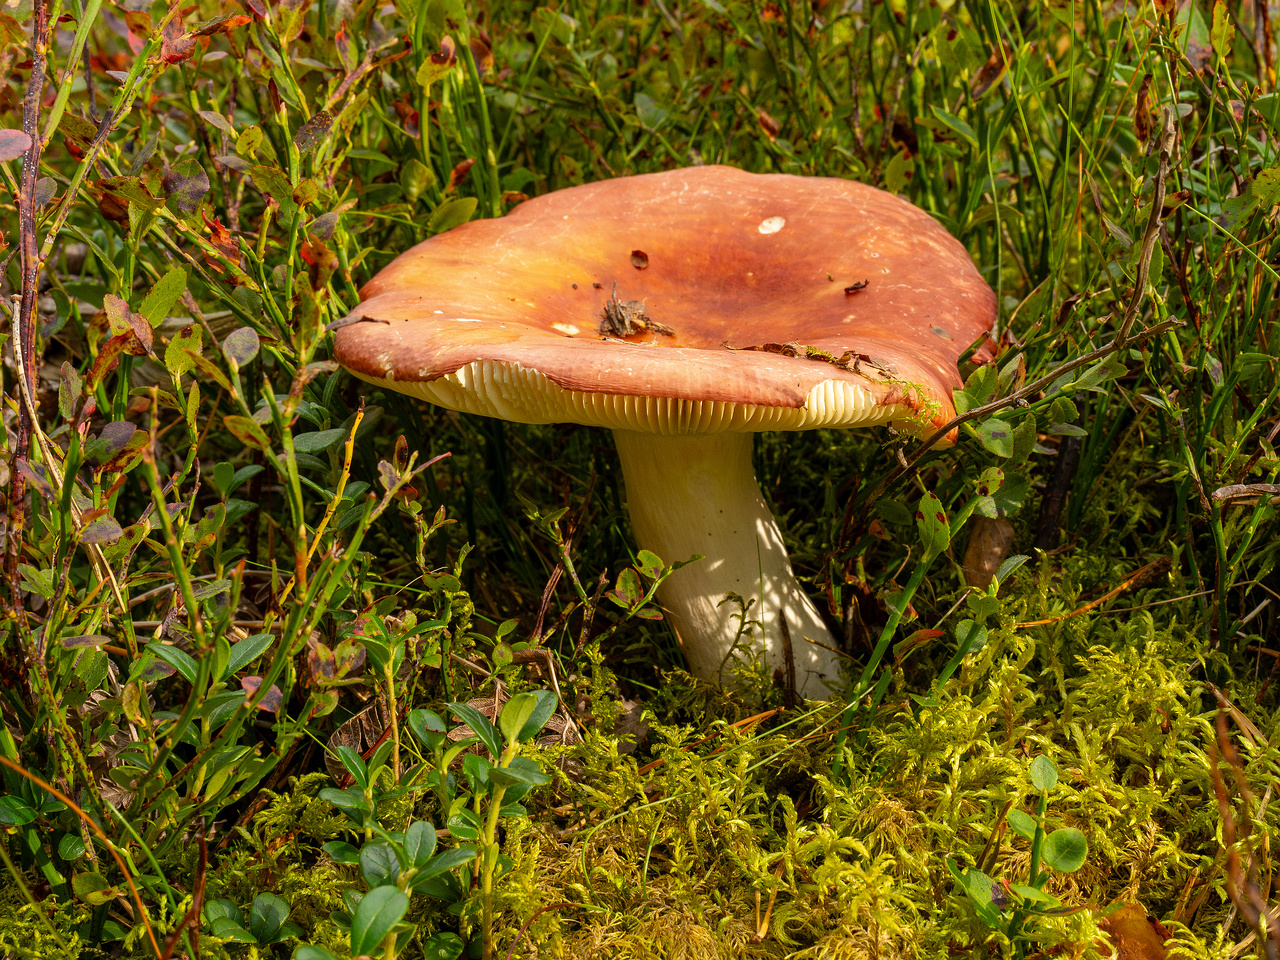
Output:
[{"xmin": 334, "ymin": 165, "xmax": 996, "ymax": 436}]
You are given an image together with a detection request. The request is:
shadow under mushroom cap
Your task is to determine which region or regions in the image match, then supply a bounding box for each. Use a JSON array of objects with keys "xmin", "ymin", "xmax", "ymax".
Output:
[{"xmin": 333, "ymin": 165, "xmax": 996, "ymax": 433}]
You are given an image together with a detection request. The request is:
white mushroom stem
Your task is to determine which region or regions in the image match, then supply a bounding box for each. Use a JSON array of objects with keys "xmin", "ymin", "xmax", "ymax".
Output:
[{"xmin": 611, "ymin": 429, "xmax": 843, "ymax": 699}]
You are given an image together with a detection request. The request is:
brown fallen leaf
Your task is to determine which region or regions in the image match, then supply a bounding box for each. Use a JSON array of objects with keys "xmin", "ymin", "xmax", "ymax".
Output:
[
  {"xmin": 962, "ymin": 516, "xmax": 1014, "ymax": 589},
  {"xmin": 1097, "ymin": 902, "xmax": 1171, "ymax": 960}
]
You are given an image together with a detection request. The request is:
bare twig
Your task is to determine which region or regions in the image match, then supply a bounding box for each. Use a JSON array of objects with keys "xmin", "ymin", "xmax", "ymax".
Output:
[{"xmin": 7, "ymin": 0, "xmax": 50, "ymax": 599}]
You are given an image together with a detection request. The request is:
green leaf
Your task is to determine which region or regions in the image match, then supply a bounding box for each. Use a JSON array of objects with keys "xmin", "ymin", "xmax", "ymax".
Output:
[
  {"xmin": 945, "ymin": 860, "xmax": 1002, "ymax": 929},
  {"xmin": 72, "ymin": 871, "xmax": 121, "ymax": 906},
  {"xmin": 408, "ymin": 709, "xmax": 448, "ymax": 751},
  {"xmin": 164, "ymin": 324, "xmax": 203, "ymax": 380},
  {"xmin": 163, "ymin": 159, "xmax": 210, "ymax": 218},
  {"xmin": 349, "ymin": 886, "xmax": 409, "ymax": 957},
  {"xmin": 296, "ymin": 948, "xmax": 340, "ymax": 960},
  {"xmin": 203, "ymin": 899, "xmax": 241, "ymax": 925},
  {"xmin": 248, "ymin": 892, "xmax": 290, "ymax": 943},
  {"xmin": 223, "ymin": 415, "xmax": 272, "ymax": 452},
  {"xmin": 449, "ymin": 702, "xmax": 500, "ymax": 757},
  {"xmin": 499, "ymin": 692, "xmax": 537, "ymax": 746},
  {"xmin": 613, "ymin": 567, "xmax": 642, "ymax": 606},
  {"xmin": 1009, "ymin": 882, "xmax": 1059, "ymax": 905},
  {"xmin": 293, "ymin": 428, "xmax": 347, "ymax": 453},
  {"xmin": 0, "ymin": 796, "xmax": 37, "ymax": 826},
  {"xmin": 1211, "ymin": 0, "xmax": 1234, "ymax": 66},
  {"xmin": 148, "ymin": 642, "xmax": 199, "ymax": 685},
  {"xmin": 634, "ymin": 92, "xmax": 669, "ymax": 128},
  {"xmin": 634, "ymin": 549, "xmax": 663, "ymax": 578},
  {"xmin": 139, "ymin": 266, "xmax": 188, "ymax": 328},
  {"xmin": 423, "ymin": 932, "xmax": 466, "ymax": 960},
  {"xmin": 428, "ymin": 196, "xmax": 478, "ymax": 234},
  {"xmin": 250, "ymin": 164, "xmax": 297, "ymax": 219},
  {"xmin": 334, "ymin": 745, "xmax": 368, "ymax": 790},
  {"xmin": 1220, "ymin": 168, "xmax": 1280, "ymax": 231},
  {"xmin": 222, "ymin": 327, "xmax": 260, "ymax": 371},
  {"xmin": 411, "ymin": 846, "xmax": 477, "ymax": 886},
  {"xmin": 360, "ymin": 842, "xmax": 400, "ymax": 889},
  {"xmin": 914, "ymin": 492, "xmax": 950, "ymax": 558},
  {"xmin": 1029, "ymin": 755, "xmax": 1058, "ymax": 792},
  {"xmin": 488, "ymin": 755, "xmax": 550, "ymax": 788},
  {"xmin": 517, "ymin": 689, "xmax": 558, "ymax": 743},
  {"xmin": 1041, "ymin": 828, "xmax": 1088, "ymax": 873},
  {"xmin": 929, "ymin": 104, "xmax": 977, "ymax": 148},
  {"xmin": 1010, "ymin": 416, "xmax": 1038, "ymax": 463},
  {"xmin": 976, "ymin": 418, "xmax": 1014, "ymax": 457},
  {"xmin": 319, "ymin": 786, "xmax": 371, "ymax": 817},
  {"xmin": 405, "ymin": 820, "xmax": 438, "ymax": 868},
  {"xmin": 321, "ymin": 841, "xmax": 361, "ymax": 864},
  {"xmin": 209, "ymin": 917, "xmax": 255, "ymax": 942},
  {"xmin": 1007, "ymin": 808, "xmax": 1037, "ymax": 841},
  {"xmin": 57, "ymin": 833, "xmax": 86, "ymax": 860},
  {"xmin": 226, "ymin": 634, "xmax": 273, "ymax": 678}
]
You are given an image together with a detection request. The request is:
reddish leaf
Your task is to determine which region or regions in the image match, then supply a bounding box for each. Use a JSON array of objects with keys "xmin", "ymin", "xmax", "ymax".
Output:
[
  {"xmin": 190, "ymin": 13, "xmax": 252, "ymax": 36},
  {"xmin": 162, "ymin": 159, "xmax": 210, "ymax": 216},
  {"xmin": 124, "ymin": 10, "xmax": 152, "ymax": 37},
  {"xmin": 469, "ymin": 32, "xmax": 493, "ymax": 75},
  {"xmin": 334, "ymin": 20, "xmax": 354, "ymax": 71},
  {"xmin": 241, "ymin": 677, "xmax": 284, "ymax": 712},
  {"xmin": 202, "ymin": 211, "xmax": 240, "ymax": 261},
  {"xmin": 161, "ymin": 13, "xmax": 195, "ymax": 63},
  {"xmin": 0, "ymin": 128, "xmax": 32, "ymax": 161},
  {"xmin": 970, "ymin": 44, "xmax": 1010, "ymax": 98},
  {"xmin": 447, "ymin": 157, "xmax": 475, "ymax": 192},
  {"xmin": 102, "ymin": 294, "xmax": 155, "ymax": 356},
  {"xmin": 756, "ymin": 107, "xmax": 780, "ymax": 140},
  {"xmin": 1134, "ymin": 73, "xmax": 1153, "ymax": 143},
  {"xmin": 97, "ymin": 190, "xmax": 130, "ymax": 224}
]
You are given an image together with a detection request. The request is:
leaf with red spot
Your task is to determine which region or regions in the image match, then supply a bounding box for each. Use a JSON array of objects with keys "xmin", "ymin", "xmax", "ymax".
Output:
[
  {"xmin": 914, "ymin": 491, "xmax": 950, "ymax": 559},
  {"xmin": 103, "ymin": 294, "xmax": 155, "ymax": 356}
]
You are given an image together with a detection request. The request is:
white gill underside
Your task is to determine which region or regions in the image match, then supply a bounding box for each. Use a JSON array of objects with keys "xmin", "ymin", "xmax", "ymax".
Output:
[{"xmin": 361, "ymin": 358, "xmax": 908, "ymax": 434}]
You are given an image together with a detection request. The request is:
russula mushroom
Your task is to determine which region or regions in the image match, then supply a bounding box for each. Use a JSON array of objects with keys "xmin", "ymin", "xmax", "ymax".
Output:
[{"xmin": 333, "ymin": 166, "xmax": 995, "ymax": 699}]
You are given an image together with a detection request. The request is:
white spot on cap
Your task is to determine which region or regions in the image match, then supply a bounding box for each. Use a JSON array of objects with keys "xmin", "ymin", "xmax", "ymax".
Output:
[
  {"xmin": 456, "ymin": 318, "xmax": 482, "ymax": 323},
  {"xmin": 434, "ymin": 310, "xmax": 444, "ymax": 314},
  {"xmin": 551, "ymin": 322, "xmax": 580, "ymax": 336},
  {"xmin": 758, "ymin": 216, "xmax": 785, "ymax": 235}
]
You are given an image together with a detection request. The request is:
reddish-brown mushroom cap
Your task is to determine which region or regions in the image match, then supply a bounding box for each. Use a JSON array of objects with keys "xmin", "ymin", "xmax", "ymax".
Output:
[
  {"xmin": 334, "ymin": 166, "xmax": 997, "ymax": 699},
  {"xmin": 334, "ymin": 165, "xmax": 994, "ymax": 435}
]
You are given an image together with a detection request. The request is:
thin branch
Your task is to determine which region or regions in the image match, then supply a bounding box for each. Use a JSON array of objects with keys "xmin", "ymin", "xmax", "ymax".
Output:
[{"xmin": 6, "ymin": 0, "xmax": 50, "ymax": 598}]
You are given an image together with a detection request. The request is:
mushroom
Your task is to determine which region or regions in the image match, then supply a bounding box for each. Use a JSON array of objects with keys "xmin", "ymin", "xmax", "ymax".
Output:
[{"xmin": 333, "ymin": 166, "xmax": 995, "ymax": 699}]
